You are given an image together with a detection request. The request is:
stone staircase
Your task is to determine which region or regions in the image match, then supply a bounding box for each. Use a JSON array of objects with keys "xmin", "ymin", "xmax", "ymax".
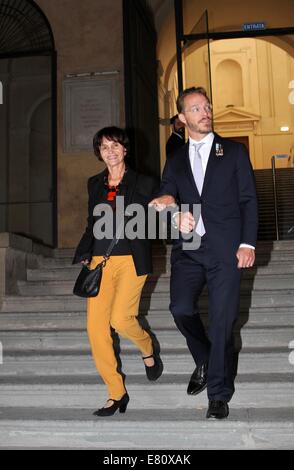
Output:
[
  {"xmin": 255, "ymin": 168, "xmax": 294, "ymax": 240},
  {"xmin": 0, "ymin": 242, "xmax": 294, "ymax": 449}
]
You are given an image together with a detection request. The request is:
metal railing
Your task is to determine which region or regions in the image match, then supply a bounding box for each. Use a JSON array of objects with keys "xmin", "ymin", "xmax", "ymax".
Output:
[
  {"xmin": 271, "ymin": 154, "xmax": 289, "ymax": 240},
  {"xmin": 289, "ymin": 146, "xmax": 294, "ymax": 167}
]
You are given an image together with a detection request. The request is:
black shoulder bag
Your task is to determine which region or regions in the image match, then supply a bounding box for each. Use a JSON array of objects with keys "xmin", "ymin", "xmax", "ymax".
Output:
[{"xmin": 73, "ymin": 220, "xmax": 125, "ymax": 298}]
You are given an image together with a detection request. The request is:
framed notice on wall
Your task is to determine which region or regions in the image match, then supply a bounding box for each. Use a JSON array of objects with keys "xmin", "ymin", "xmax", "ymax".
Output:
[{"xmin": 63, "ymin": 74, "xmax": 119, "ymax": 153}]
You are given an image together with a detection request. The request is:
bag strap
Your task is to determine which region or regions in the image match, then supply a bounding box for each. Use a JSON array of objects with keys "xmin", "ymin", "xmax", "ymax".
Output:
[
  {"xmin": 103, "ymin": 218, "xmax": 125, "ymax": 260},
  {"xmin": 103, "ymin": 173, "xmax": 138, "ymax": 263}
]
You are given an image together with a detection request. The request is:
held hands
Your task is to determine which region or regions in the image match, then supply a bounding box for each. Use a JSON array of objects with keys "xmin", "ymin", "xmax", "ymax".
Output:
[
  {"xmin": 175, "ymin": 212, "xmax": 196, "ymax": 234},
  {"xmin": 149, "ymin": 194, "xmax": 255, "ymax": 265},
  {"xmin": 81, "ymin": 260, "xmax": 90, "ymax": 265},
  {"xmin": 236, "ymin": 247, "xmax": 255, "ymax": 269},
  {"xmin": 149, "ymin": 195, "xmax": 176, "ymax": 212},
  {"xmin": 149, "ymin": 194, "xmax": 196, "ymax": 234}
]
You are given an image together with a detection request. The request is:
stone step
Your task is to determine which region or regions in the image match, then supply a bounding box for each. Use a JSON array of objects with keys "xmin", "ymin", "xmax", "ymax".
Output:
[
  {"xmin": 0, "ymin": 382, "xmax": 293, "ymax": 409},
  {"xmin": 256, "ymin": 178, "xmax": 294, "ymax": 182},
  {"xmin": 2, "ymin": 291, "xmax": 294, "ymax": 312},
  {"xmin": 258, "ymin": 220, "xmax": 294, "ymax": 227},
  {"xmin": 1, "ymin": 371, "xmax": 291, "ymax": 384},
  {"xmin": 0, "ymin": 351, "xmax": 292, "ymax": 376},
  {"xmin": 1, "ymin": 242, "xmax": 293, "ymax": 451},
  {"xmin": 257, "ymin": 196, "xmax": 294, "ymax": 202},
  {"xmin": 152, "ymin": 253, "xmax": 294, "ymax": 262},
  {"xmin": 258, "ymin": 210, "xmax": 294, "ymax": 217},
  {"xmin": 38, "ymin": 251, "xmax": 294, "ymax": 269},
  {"xmin": 1, "ymin": 309, "xmax": 294, "ymax": 330},
  {"xmin": 258, "ymin": 234, "xmax": 294, "ymax": 241},
  {"xmin": 256, "ymin": 180, "xmax": 293, "ymax": 184},
  {"xmin": 27, "ymin": 263, "xmax": 294, "ymax": 281},
  {"xmin": 259, "ymin": 201, "xmax": 294, "ymax": 206},
  {"xmin": 259, "ymin": 193, "xmax": 294, "ymax": 197},
  {"xmin": 158, "ymin": 241, "xmax": 294, "ymax": 251},
  {"xmin": 17, "ymin": 275, "xmax": 294, "ymax": 296},
  {"xmin": 0, "ymin": 408, "xmax": 294, "ymax": 449},
  {"xmin": 53, "ymin": 241, "xmax": 294, "ymax": 258},
  {"xmin": 2, "ymin": 327, "xmax": 294, "ymax": 352}
]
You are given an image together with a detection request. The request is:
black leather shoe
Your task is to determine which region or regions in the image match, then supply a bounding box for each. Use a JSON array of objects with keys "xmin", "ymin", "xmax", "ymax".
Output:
[
  {"xmin": 143, "ymin": 354, "xmax": 163, "ymax": 381},
  {"xmin": 206, "ymin": 400, "xmax": 229, "ymax": 419},
  {"xmin": 93, "ymin": 393, "xmax": 129, "ymax": 417},
  {"xmin": 187, "ymin": 362, "xmax": 208, "ymax": 395}
]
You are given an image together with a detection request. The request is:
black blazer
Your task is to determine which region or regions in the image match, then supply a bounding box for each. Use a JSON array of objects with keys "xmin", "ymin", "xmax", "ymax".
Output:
[
  {"xmin": 158, "ymin": 133, "xmax": 258, "ymax": 263},
  {"xmin": 72, "ymin": 167, "xmax": 158, "ymax": 276},
  {"xmin": 166, "ymin": 132, "xmax": 185, "ymax": 158}
]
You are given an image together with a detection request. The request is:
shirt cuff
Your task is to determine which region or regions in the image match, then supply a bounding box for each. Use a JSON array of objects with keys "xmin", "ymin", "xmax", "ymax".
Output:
[
  {"xmin": 171, "ymin": 211, "xmax": 180, "ymax": 229},
  {"xmin": 239, "ymin": 243, "xmax": 255, "ymax": 250}
]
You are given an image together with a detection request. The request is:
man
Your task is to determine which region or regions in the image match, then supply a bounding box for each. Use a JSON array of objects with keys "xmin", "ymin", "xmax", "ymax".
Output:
[
  {"xmin": 150, "ymin": 87, "xmax": 258, "ymax": 419},
  {"xmin": 166, "ymin": 114, "xmax": 185, "ymax": 158}
]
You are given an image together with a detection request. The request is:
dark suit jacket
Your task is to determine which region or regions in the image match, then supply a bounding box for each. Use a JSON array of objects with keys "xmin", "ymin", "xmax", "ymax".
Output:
[
  {"xmin": 72, "ymin": 167, "xmax": 158, "ymax": 275},
  {"xmin": 166, "ymin": 132, "xmax": 185, "ymax": 158},
  {"xmin": 158, "ymin": 133, "xmax": 258, "ymax": 263}
]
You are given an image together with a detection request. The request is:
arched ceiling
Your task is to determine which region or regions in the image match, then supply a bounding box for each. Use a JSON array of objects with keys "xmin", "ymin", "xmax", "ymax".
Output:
[{"xmin": 0, "ymin": 0, "xmax": 54, "ymax": 55}]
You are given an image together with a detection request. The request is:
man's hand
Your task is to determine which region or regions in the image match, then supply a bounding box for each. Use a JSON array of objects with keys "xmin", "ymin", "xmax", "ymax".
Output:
[
  {"xmin": 175, "ymin": 212, "xmax": 196, "ymax": 234},
  {"xmin": 149, "ymin": 195, "xmax": 176, "ymax": 212},
  {"xmin": 236, "ymin": 247, "xmax": 255, "ymax": 269}
]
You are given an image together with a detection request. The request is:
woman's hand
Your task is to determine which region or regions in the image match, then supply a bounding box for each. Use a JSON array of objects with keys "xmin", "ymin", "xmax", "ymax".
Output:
[
  {"xmin": 81, "ymin": 259, "xmax": 90, "ymax": 265},
  {"xmin": 149, "ymin": 195, "xmax": 176, "ymax": 211}
]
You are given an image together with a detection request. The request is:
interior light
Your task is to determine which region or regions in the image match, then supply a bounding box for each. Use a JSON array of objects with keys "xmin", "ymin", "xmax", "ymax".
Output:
[{"xmin": 280, "ymin": 126, "xmax": 289, "ymax": 132}]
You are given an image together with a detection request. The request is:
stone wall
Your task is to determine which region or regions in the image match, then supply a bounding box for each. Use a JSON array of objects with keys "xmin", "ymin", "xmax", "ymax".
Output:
[
  {"xmin": 35, "ymin": 0, "xmax": 125, "ymax": 248},
  {"xmin": 0, "ymin": 233, "xmax": 53, "ymax": 306}
]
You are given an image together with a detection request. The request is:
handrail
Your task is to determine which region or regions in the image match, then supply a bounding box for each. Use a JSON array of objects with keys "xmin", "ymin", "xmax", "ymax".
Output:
[
  {"xmin": 289, "ymin": 146, "xmax": 294, "ymax": 167},
  {"xmin": 271, "ymin": 154, "xmax": 289, "ymax": 240}
]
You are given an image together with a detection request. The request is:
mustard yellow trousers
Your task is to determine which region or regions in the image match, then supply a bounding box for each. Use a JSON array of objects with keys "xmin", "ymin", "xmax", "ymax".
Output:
[{"xmin": 87, "ymin": 255, "xmax": 153, "ymax": 400}]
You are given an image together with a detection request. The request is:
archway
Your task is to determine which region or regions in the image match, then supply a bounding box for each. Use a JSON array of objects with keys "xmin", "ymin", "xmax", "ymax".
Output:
[
  {"xmin": 0, "ymin": 0, "xmax": 57, "ymax": 246},
  {"xmin": 162, "ymin": 37, "xmax": 294, "ymax": 170}
]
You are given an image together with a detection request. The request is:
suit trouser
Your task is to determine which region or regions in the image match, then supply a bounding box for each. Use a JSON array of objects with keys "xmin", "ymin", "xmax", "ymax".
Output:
[
  {"xmin": 87, "ymin": 255, "xmax": 152, "ymax": 400},
  {"xmin": 170, "ymin": 238, "xmax": 241, "ymax": 402}
]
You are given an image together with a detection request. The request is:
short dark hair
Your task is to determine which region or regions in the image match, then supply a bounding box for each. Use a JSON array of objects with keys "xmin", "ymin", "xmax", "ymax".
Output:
[
  {"xmin": 93, "ymin": 126, "xmax": 130, "ymax": 161},
  {"xmin": 170, "ymin": 114, "xmax": 178, "ymax": 125},
  {"xmin": 176, "ymin": 87, "xmax": 210, "ymax": 113}
]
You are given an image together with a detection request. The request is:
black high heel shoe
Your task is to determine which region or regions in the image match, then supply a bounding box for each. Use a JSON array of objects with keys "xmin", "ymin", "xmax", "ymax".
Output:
[
  {"xmin": 93, "ymin": 393, "xmax": 129, "ymax": 417},
  {"xmin": 142, "ymin": 354, "xmax": 163, "ymax": 381}
]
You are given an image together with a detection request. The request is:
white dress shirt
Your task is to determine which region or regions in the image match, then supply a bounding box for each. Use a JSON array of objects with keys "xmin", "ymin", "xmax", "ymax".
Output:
[
  {"xmin": 189, "ymin": 133, "xmax": 214, "ymax": 175},
  {"xmin": 188, "ymin": 133, "xmax": 255, "ymax": 250}
]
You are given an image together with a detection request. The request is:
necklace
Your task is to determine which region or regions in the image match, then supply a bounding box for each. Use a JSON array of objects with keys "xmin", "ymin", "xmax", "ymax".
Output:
[
  {"xmin": 104, "ymin": 178, "xmax": 122, "ymax": 202},
  {"xmin": 106, "ymin": 185, "xmax": 119, "ymax": 201},
  {"xmin": 104, "ymin": 167, "xmax": 127, "ymax": 201}
]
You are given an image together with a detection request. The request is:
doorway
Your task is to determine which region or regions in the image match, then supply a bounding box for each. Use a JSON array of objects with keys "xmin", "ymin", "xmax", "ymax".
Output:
[
  {"xmin": 167, "ymin": 3, "xmax": 294, "ymax": 170},
  {"xmin": 172, "ymin": 36, "xmax": 294, "ymax": 170},
  {"xmin": 229, "ymin": 136, "xmax": 249, "ymax": 151},
  {"xmin": 123, "ymin": 0, "xmax": 161, "ymax": 178},
  {"xmin": 0, "ymin": 0, "xmax": 57, "ymax": 247}
]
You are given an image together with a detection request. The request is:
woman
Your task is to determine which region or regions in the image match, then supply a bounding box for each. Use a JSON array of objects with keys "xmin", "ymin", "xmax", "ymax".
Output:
[{"xmin": 73, "ymin": 126, "xmax": 163, "ymax": 417}]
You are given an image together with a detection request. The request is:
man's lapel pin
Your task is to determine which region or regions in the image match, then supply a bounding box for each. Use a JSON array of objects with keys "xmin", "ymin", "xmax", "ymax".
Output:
[{"xmin": 215, "ymin": 143, "xmax": 224, "ymax": 157}]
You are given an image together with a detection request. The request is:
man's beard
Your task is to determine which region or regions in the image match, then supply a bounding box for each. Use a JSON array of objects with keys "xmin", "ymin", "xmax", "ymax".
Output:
[{"xmin": 188, "ymin": 122, "xmax": 212, "ymax": 134}]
